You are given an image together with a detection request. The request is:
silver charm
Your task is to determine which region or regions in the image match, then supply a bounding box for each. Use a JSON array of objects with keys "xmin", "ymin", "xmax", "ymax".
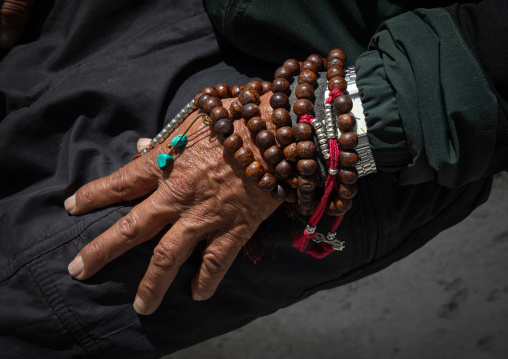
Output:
[{"xmin": 312, "ymin": 232, "xmax": 345, "ymax": 251}]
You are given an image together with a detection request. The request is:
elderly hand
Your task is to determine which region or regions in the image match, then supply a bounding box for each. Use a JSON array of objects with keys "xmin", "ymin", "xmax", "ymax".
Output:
[{"xmin": 65, "ymin": 95, "xmax": 281, "ymax": 315}]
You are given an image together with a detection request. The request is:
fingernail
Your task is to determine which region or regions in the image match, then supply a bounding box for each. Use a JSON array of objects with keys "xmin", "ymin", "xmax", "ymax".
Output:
[
  {"xmin": 137, "ymin": 138, "xmax": 151, "ymax": 149},
  {"xmin": 64, "ymin": 194, "xmax": 76, "ymax": 213},
  {"xmin": 133, "ymin": 295, "xmax": 148, "ymax": 315},
  {"xmin": 68, "ymin": 256, "xmax": 84, "ymax": 278},
  {"xmin": 192, "ymin": 292, "xmax": 204, "ymax": 301}
]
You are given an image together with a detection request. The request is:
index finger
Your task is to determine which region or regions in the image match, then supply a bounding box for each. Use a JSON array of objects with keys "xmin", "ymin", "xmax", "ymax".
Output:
[{"xmin": 65, "ymin": 154, "xmax": 160, "ymax": 215}]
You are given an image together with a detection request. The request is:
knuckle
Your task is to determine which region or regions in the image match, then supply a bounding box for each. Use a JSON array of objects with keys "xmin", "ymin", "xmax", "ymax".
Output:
[
  {"xmin": 108, "ymin": 168, "xmax": 129, "ymax": 195},
  {"xmin": 116, "ymin": 214, "xmax": 139, "ymax": 242},
  {"xmin": 1, "ymin": 1, "xmax": 33, "ymax": 25},
  {"xmin": 151, "ymin": 243, "xmax": 177, "ymax": 271},
  {"xmin": 202, "ymin": 251, "xmax": 227, "ymax": 277},
  {"xmin": 138, "ymin": 277, "xmax": 159, "ymax": 300},
  {"xmin": 85, "ymin": 240, "xmax": 108, "ymax": 264},
  {"xmin": 78, "ymin": 184, "xmax": 96, "ymax": 209}
]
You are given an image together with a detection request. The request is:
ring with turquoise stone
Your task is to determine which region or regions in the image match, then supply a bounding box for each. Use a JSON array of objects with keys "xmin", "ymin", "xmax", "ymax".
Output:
[{"xmin": 157, "ymin": 153, "xmax": 174, "ymax": 169}]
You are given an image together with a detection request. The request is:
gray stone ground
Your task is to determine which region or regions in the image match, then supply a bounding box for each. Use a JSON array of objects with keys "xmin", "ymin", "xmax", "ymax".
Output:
[{"xmin": 167, "ymin": 172, "xmax": 508, "ymax": 359}]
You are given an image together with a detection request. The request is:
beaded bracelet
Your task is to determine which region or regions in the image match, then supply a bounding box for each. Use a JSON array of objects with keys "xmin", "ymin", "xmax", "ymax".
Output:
[{"xmin": 137, "ymin": 48, "xmax": 359, "ymax": 258}]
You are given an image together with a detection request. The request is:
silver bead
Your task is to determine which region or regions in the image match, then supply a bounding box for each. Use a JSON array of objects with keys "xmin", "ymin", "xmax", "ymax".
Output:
[
  {"xmin": 327, "ymin": 232, "xmax": 337, "ymax": 240},
  {"xmin": 324, "ymin": 103, "xmax": 333, "ymax": 109},
  {"xmin": 140, "ymin": 148, "xmax": 149, "ymax": 156},
  {"xmin": 156, "ymin": 133, "xmax": 165, "ymax": 144},
  {"xmin": 318, "ymin": 138, "xmax": 328, "ymax": 145},
  {"xmin": 315, "ymin": 127, "xmax": 325, "ymax": 135},
  {"xmin": 178, "ymin": 109, "xmax": 188, "ymax": 118},
  {"xmin": 189, "ymin": 100, "xmax": 198, "ymax": 110},
  {"xmin": 169, "ymin": 118, "xmax": 180, "ymax": 129},
  {"xmin": 175, "ymin": 114, "xmax": 184, "ymax": 124},
  {"xmin": 320, "ymin": 144, "xmax": 328, "ymax": 150},
  {"xmin": 184, "ymin": 103, "xmax": 195, "ymax": 113},
  {"xmin": 150, "ymin": 138, "xmax": 158, "ymax": 147},
  {"xmin": 328, "ymin": 168, "xmax": 338, "ymax": 175},
  {"xmin": 306, "ymin": 225, "xmax": 317, "ymax": 234},
  {"xmin": 311, "ymin": 120, "xmax": 322, "ymax": 129}
]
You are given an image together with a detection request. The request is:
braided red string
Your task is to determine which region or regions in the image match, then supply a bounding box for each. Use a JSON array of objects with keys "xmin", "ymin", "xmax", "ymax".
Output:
[{"xmin": 292, "ymin": 89, "xmax": 345, "ymax": 257}]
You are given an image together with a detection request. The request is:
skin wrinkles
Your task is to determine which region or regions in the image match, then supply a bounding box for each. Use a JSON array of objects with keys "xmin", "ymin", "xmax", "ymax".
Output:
[{"xmin": 66, "ymin": 92, "xmax": 281, "ymax": 314}]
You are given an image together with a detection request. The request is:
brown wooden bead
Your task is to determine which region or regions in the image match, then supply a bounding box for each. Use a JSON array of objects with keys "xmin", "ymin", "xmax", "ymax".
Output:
[
  {"xmin": 269, "ymin": 92, "xmax": 289, "ymax": 109},
  {"xmin": 247, "ymin": 116, "xmax": 266, "ymax": 135},
  {"xmin": 274, "ymin": 66, "xmax": 292, "ymax": 81},
  {"xmin": 300, "ymin": 60, "xmax": 318, "ymax": 73},
  {"xmin": 271, "ymin": 108, "xmax": 291, "ymax": 127},
  {"xmin": 214, "ymin": 118, "xmax": 234, "ymax": 137},
  {"xmin": 297, "ymin": 188, "xmax": 315, "ymax": 202},
  {"xmin": 327, "ymin": 48, "xmax": 347, "ymax": 62},
  {"xmin": 234, "ymin": 147, "xmax": 255, "ymax": 167},
  {"xmin": 223, "ymin": 134, "xmax": 243, "ymax": 153},
  {"xmin": 339, "ymin": 150, "xmax": 359, "ymax": 167},
  {"xmin": 261, "ymin": 81, "xmax": 272, "ymax": 94},
  {"xmin": 322, "ymin": 58, "xmax": 328, "ymax": 69},
  {"xmin": 327, "ymin": 66, "xmax": 345, "ymax": 80},
  {"xmin": 264, "ymin": 145, "xmax": 284, "ymax": 164},
  {"xmin": 297, "ymin": 159, "xmax": 317, "ymax": 176},
  {"xmin": 293, "ymin": 122, "xmax": 313, "ymax": 141},
  {"xmin": 194, "ymin": 92, "xmax": 205, "ymax": 105},
  {"xmin": 326, "ymin": 57, "xmax": 345, "ymax": 70},
  {"xmin": 196, "ymin": 93, "xmax": 211, "ymax": 110},
  {"xmin": 293, "ymin": 99, "xmax": 314, "ymax": 116},
  {"xmin": 337, "ymin": 113, "xmax": 356, "ymax": 132},
  {"xmin": 202, "ymin": 86, "xmax": 219, "ymax": 98},
  {"xmin": 241, "ymin": 103, "xmax": 261, "ymax": 120},
  {"xmin": 271, "ymin": 184, "xmax": 288, "ymax": 201},
  {"xmin": 295, "ymin": 83, "xmax": 314, "ymax": 100},
  {"xmin": 333, "ymin": 94, "xmax": 353, "ymax": 113},
  {"xmin": 296, "ymin": 141, "xmax": 316, "ymax": 158},
  {"xmin": 296, "ymin": 201, "xmax": 316, "ymax": 217},
  {"xmin": 284, "ymin": 187, "xmax": 298, "ymax": 203},
  {"xmin": 229, "ymin": 99, "xmax": 243, "ymax": 119},
  {"xmin": 338, "ymin": 183, "xmax": 357, "ymax": 200},
  {"xmin": 275, "ymin": 159, "xmax": 293, "ymax": 178},
  {"xmin": 258, "ymin": 173, "xmax": 277, "ymax": 192},
  {"xmin": 327, "ymin": 200, "xmax": 346, "ymax": 217},
  {"xmin": 246, "ymin": 161, "xmax": 265, "ymax": 181},
  {"xmin": 283, "ymin": 142, "xmax": 299, "ymax": 162},
  {"xmin": 275, "ymin": 126, "xmax": 295, "ymax": 146},
  {"xmin": 328, "ymin": 76, "xmax": 347, "ymax": 91},
  {"xmin": 283, "ymin": 59, "xmax": 300, "ymax": 75},
  {"xmin": 239, "ymin": 89, "xmax": 260, "ymax": 105},
  {"xmin": 287, "ymin": 174, "xmax": 299, "ymax": 188},
  {"xmin": 338, "ymin": 132, "xmax": 358, "ymax": 150},
  {"xmin": 334, "ymin": 197, "xmax": 352, "ymax": 212},
  {"xmin": 298, "ymin": 70, "xmax": 317, "ymax": 86},
  {"xmin": 307, "ymin": 54, "xmax": 325, "ymax": 71},
  {"xmin": 203, "ymin": 97, "xmax": 222, "ymax": 114},
  {"xmin": 272, "ymin": 78, "xmax": 290, "ymax": 94},
  {"xmin": 338, "ymin": 167, "xmax": 358, "ymax": 185},
  {"xmin": 256, "ymin": 130, "xmax": 275, "ymax": 150},
  {"xmin": 246, "ymin": 80, "xmax": 263, "ymax": 94},
  {"xmin": 231, "ymin": 85, "xmax": 244, "ymax": 97},
  {"xmin": 298, "ymin": 175, "xmax": 318, "ymax": 192},
  {"xmin": 210, "ymin": 106, "xmax": 229, "ymax": 123},
  {"xmin": 215, "ymin": 83, "xmax": 231, "ymax": 99}
]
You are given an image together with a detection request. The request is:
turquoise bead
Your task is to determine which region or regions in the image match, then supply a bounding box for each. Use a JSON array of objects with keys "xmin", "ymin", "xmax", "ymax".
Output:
[
  {"xmin": 157, "ymin": 153, "xmax": 173, "ymax": 169},
  {"xmin": 171, "ymin": 134, "xmax": 188, "ymax": 147}
]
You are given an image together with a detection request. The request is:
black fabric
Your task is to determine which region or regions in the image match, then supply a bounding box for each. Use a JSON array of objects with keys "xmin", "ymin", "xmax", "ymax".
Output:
[
  {"xmin": 0, "ymin": 1, "xmax": 494, "ymax": 358},
  {"xmin": 446, "ymin": 0, "xmax": 508, "ymax": 177}
]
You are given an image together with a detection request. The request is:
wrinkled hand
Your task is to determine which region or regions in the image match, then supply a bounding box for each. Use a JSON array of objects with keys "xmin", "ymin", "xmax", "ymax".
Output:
[{"xmin": 65, "ymin": 96, "xmax": 281, "ymax": 315}]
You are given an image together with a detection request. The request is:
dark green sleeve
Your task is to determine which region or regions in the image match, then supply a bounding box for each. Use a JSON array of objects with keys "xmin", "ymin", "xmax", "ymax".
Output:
[{"xmin": 356, "ymin": 8, "xmax": 498, "ymax": 188}]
